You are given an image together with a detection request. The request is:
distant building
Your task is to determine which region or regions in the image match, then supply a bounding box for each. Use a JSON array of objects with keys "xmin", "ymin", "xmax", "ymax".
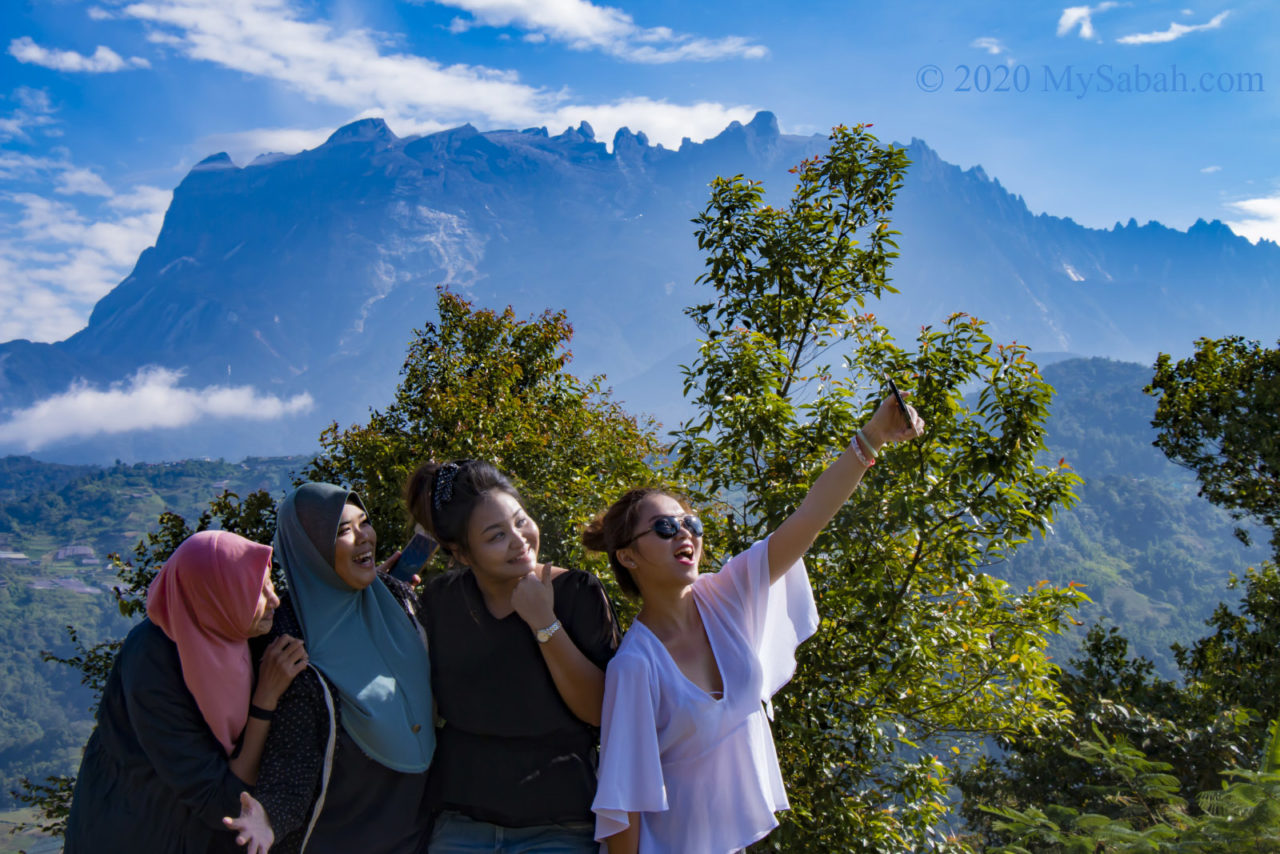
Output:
[
  {"xmin": 55, "ymin": 545, "xmax": 96, "ymax": 561},
  {"xmin": 0, "ymin": 550, "xmax": 29, "ymax": 561}
]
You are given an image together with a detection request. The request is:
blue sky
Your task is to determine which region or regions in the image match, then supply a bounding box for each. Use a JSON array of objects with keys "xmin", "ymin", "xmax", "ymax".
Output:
[{"xmin": 2, "ymin": 0, "xmax": 1277, "ymax": 347}]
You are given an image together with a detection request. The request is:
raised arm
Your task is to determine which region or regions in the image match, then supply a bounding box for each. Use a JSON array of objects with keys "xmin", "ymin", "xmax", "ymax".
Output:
[
  {"xmin": 228, "ymin": 634, "xmax": 308, "ymax": 785},
  {"xmin": 767, "ymin": 394, "xmax": 924, "ymax": 582},
  {"xmin": 512, "ymin": 565, "xmax": 610, "ymax": 726}
]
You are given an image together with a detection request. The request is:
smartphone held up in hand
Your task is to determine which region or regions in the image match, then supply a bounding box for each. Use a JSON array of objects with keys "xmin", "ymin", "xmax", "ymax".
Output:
[{"xmin": 389, "ymin": 531, "xmax": 439, "ymax": 582}]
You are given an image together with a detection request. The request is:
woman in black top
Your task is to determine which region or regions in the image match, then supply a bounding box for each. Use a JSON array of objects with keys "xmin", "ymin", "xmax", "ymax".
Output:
[{"xmin": 405, "ymin": 459, "xmax": 619, "ymax": 853}]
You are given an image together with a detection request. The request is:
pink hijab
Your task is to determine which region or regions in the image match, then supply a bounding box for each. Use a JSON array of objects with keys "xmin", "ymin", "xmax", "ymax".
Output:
[{"xmin": 146, "ymin": 530, "xmax": 272, "ymax": 756}]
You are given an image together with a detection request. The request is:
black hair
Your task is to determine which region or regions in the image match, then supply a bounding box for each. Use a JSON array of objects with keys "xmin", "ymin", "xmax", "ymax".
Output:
[
  {"xmin": 404, "ymin": 459, "xmax": 523, "ymax": 560},
  {"xmin": 582, "ymin": 487, "xmax": 693, "ymax": 598}
]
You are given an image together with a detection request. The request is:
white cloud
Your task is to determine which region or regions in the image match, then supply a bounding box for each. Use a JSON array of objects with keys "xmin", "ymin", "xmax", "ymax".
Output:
[
  {"xmin": 55, "ymin": 167, "xmax": 115, "ymax": 196},
  {"xmin": 1057, "ymin": 3, "xmax": 1120, "ymax": 40},
  {"xmin": 1116, "ymin": 11, "xmax": 1230, "ymax": 45},
  {"xmin": 1224, "ymin": 193, "xmax": 1280, "ymax": 244},
  {"xmin": 427, "ymin": 0, "xmax": 767, "ymax": 63},
  {"xmin": 8, "ymin": 36, "xmax": 150, "ymax": 72},
  {"xmin": 0, "ymin": 178, "xmax": 171, "ymax": 342},
  {"xmin": 110, "ymin": 0, "xmax": 756, "ymax": 150},
  {"xmin": 1201, "ymin": 165, "xmax": 1222, "ymax": 174},
  {"xmin": 0, "ymin": 367, "xmax": 314, "ymax": 450},
  {"xmin": 0, "ymin": 86, "xmax": 59, "ymax": 142},
  {"xmin": 971, "ymin": 37, "xmax": 1007, "ymax": 55}
]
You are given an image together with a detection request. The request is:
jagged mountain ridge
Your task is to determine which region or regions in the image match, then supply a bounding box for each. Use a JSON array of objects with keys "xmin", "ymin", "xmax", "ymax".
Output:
[{"xmin": 1, "ymin": 111, "xmax": 1275, "ymax": 461}]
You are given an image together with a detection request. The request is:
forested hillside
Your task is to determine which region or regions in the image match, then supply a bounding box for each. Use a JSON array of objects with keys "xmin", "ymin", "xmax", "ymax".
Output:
[
  {"xmin": 0, "ymin": 457, "xmax": 307, "ymax": 805},
  {"xmin": 1008, "ymin": 358, "xmax": 1267, "ymax": 673}
]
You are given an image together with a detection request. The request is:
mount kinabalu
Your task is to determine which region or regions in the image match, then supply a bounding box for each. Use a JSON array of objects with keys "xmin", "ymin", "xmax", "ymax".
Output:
[{"xmin": 1, "ymin": 111, "xmax": 1277, "ymax": 461}]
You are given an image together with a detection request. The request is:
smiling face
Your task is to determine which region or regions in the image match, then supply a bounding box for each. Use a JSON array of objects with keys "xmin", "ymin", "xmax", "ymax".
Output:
[
  {"xmin": 248, "ymin": 573, "xmax": 281, "ymax": 636},
  {"xmin": 333, "ymin": 500, "xmax": 378, "ymax": 590},
  {"xmin": 455, "ymin": 491, "xmax": 540, "ymax": 584},
  {"xmin": 616, "ymin": 493, "xmax": 703, "ymax": 595}
]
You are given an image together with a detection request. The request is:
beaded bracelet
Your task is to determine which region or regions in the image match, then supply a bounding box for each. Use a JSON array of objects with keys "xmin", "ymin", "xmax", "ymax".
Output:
[{"xmin": 848, "ymin": 435, "xmax": 874, "ymax": 467}]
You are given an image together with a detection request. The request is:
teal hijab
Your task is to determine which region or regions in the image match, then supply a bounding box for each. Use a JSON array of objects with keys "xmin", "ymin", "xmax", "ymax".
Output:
[{"xmin": 275, "ymin": 483, "xmax": 434, "ymax": 773}]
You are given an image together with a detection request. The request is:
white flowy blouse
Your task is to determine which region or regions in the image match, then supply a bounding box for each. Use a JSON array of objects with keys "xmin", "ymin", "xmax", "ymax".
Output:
[{"xmin": 592, "ymin": 536, "xmax": 820, "ymax": 853}]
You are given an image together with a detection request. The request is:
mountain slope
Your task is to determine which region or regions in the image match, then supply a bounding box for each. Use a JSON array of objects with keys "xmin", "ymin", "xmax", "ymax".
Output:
[{"xmin": 1, "ymin": 113, "xmax": 1275, "ymax": 461}]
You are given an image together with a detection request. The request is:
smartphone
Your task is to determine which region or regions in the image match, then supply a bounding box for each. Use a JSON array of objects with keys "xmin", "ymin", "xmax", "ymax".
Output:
[
  {"xmin": 887, "ymin": 378, "xmax": 911, "ymax": 418},
  {"xmin": 390, "ymin": 531, "xmax": 439, "ymax": 582}
]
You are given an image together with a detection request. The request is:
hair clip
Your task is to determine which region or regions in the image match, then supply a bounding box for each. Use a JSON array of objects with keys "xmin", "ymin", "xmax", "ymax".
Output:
[{"xmin": 432, "ymin": 462, "xmax": 459, "ymax": 510}]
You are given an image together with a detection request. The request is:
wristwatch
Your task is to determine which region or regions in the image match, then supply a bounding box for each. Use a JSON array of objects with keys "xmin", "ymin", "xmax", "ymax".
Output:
[{"xmin": 535, "ymin": 619, "xmax": 562, "ymax": 644}]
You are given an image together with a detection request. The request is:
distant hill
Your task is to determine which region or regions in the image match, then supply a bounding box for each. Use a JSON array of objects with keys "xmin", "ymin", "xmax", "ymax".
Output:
[
  {"xmin": 1007, "ymin": 357, "xmax": 1267, "ymax": 672},
  {"xmin": 0, "ymin": 113, "xmax": 1276, "ymax": 462}
]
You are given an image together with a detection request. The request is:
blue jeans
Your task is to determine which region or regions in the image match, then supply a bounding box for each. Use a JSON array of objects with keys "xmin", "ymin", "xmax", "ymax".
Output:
[{"xmin": 429, "ymin": 812, "xmax": 600, "ymax": 853}]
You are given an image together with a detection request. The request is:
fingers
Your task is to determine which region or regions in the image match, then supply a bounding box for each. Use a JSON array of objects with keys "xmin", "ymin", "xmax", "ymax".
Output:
[
  {"xmin": 541, "ymin": 563, "xmax": 553, "ymax": 585},
  {"xmin": 376, "ymin": 550, "xmax": 402, "ymax": 575}
]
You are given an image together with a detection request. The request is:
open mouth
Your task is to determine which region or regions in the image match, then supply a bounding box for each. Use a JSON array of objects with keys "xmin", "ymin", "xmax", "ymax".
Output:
[
  {"xmin": 675, "ymin": 543, "xmax": 696, "ymax": 561},
  {"xmin": 354, "ymin": 551, "xmax": 375, "ymax": 568}
]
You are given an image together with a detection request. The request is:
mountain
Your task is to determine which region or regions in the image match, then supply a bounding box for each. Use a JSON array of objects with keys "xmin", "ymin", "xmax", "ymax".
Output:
[{"xmin": 1, "ymin": 112, "xmax": 1276, "ymax": 462}]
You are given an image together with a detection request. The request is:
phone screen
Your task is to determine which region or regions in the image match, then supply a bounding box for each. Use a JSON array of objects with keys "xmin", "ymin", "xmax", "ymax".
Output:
[{"xmin": 390, "ymin": 532, "xmax": 439, "ymax": 582}]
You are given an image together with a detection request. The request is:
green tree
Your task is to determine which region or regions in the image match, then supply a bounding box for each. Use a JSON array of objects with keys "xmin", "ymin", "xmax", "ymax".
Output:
[
  {"xmin": 955, "ymin": 622, "xmax": 1255, "ymax": 847},
  {"xmin": 1147, "ymin": 337, "xmax": 1280, "ymax": 556},
  {"xmin": 673, "ymin": 124, "xmax": 1086, "ymax": 851},
  {"xmin": 984, "ymin": 719, "xmax": 1280, "ymax": 853},
  {"xmin": 304, "ymin": 289, "xmax": 664, "ymax": 584},
  {"xmin": 960, "ymin": 338, "xmax": 1280, "ymax": 848}
]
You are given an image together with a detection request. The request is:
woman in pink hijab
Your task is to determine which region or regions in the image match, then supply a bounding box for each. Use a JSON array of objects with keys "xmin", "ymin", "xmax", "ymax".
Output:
[{"xmin": 65, "ymin": 529, "xmax": 309, "ymax": 854}]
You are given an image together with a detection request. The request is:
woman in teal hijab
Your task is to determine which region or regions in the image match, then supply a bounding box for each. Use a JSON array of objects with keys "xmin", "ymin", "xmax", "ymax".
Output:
[{"xmin": 229, "ymin": 483, "xmax": 434, "ymax": 854}]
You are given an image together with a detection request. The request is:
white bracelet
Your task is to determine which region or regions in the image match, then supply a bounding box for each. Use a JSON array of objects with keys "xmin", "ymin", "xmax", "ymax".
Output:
[
  {"xmin": 856, "ymin": 429, "xmax": 879, "ymax": 459},
  {"xmin": 848, "ymin": 436, "xmax": 871, "ymax": 467}
]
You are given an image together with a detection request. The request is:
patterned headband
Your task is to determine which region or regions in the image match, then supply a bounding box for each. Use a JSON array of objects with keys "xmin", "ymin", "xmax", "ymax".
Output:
[{"xmin": 432, "ymin": 462, "xmax": 460, "ymax": 511}]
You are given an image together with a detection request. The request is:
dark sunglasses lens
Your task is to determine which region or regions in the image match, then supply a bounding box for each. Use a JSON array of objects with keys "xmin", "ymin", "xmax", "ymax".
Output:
[
  {"xmin": 651, "ymin": 515, "xmax": 702, "ymax": 539},
  {"xmin": 652, "ymin": 517, "xmax": 680, "ymax": 539}
]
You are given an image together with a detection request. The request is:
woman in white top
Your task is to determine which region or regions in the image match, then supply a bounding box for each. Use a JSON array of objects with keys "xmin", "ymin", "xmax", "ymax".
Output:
[{"xmin": 584, "ymin": 394, "xmax": 924, "ymax": 853}]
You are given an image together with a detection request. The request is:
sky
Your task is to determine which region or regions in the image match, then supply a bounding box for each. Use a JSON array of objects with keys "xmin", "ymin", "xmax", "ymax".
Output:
[{"xmin": 0, "ymin": 0, "xmax": 1276, "ymax": 358}]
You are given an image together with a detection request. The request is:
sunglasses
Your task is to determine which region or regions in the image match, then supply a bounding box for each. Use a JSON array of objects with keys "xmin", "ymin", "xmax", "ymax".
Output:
[{"xmin": 624, "ymin": 514, "xmax": 704, "ymax": 546}]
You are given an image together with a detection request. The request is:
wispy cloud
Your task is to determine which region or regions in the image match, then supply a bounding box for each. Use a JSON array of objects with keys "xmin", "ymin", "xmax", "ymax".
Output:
[
  {"xmin": 1224, "ymin": 193, "xmax": 1280, "ymax": 244},
  {"xmin": 430, "ymin": 0, "xmax": 767, "ymax": 63},
  {"xmin": 1057, "ymin": 3, "xmax": 1120, "ymax": 40},
  {"xmin": 110, "ymin": 0, "xmax": 755, "ymax": 151},
  {"xmin": 8, "ymin": 36, "xmax": 150, "ymax": 72},
  {"xmin": 0, "ymin": 367, "xmax": 314, "ymax": 450},
  {"xmin": 0, "ymin": 178, "xmax": 171, "ymax": 342},
  {"xmin": 1201, "ymin": 165, "xmax": 1222, "ymax": 174},
  {"xmin": 971, "ymin": 37, "xmax": 1007, "ymax": 55},
  {"xmin": 0, "ymin": 87, "xmax": 59, "ymax": 142},
  {"xmin": 1116, "ymin": 11, "xmax": 1230, "ymax": 45}
]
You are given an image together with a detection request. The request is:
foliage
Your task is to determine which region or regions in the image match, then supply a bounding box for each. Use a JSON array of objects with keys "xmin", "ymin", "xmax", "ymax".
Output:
[
  {"xmin": 984, "ymin": 720, "xmax": 1280, "ymax": 852},
  {"xmin": 1147, "ymin": 336, "xmax": 1280, "ymax": 557},
  {"xmin": 304, "ymin": 289, "xmax": 664, "ymax": 592},
  {"xmin": 955, "ymin": 621, "xmax": 1255, "ymax": 846},
  {"xmin": 960, "ymin": 338, "xmax": 1280, "ymax": 848},
  {"xmin": 672, "ymin": 123, "xmax": 1086, "ymax": 850}
]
